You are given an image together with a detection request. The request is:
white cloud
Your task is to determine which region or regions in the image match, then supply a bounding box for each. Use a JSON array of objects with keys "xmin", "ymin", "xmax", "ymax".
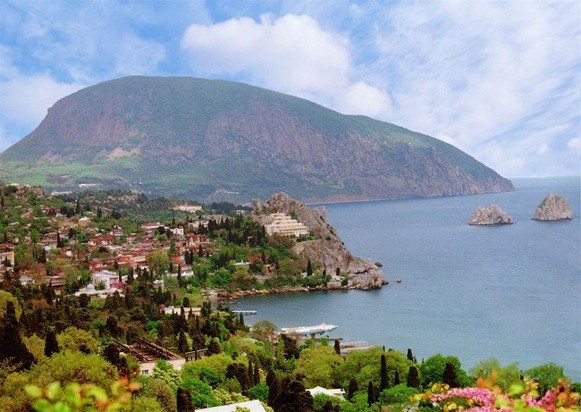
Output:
[
  {"xmin": 181, "ymin": 14, "xmax": 391, "ymax": 118},
  {"xmin": 568, "ymin": 138, "xmax": 581, "ymax": 151},
  {"xmin": 0, "ymin": 75, "xmax": 83, "ymax": 126},
  {"xmin": 370, "ymin": 0, "xmax": 580, "ymax": 177}
]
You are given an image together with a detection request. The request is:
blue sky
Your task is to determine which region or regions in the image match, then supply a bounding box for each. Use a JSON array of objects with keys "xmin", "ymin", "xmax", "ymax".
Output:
[{"xmin": 1, "ymin": 0, "xmax": 579, "ymax": 178}]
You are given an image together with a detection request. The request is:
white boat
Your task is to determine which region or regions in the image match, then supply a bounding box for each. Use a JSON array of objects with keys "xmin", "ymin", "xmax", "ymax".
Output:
[{"xmin": 280, "ymin": 323, "xmax": 338, "ymax": 336}]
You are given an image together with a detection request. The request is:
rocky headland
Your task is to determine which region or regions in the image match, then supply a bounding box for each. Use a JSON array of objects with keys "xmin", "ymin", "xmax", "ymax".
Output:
[
  {"xmin": 468, "ymin": 204, "xmax": 514, "ymax": 225},
  {"xmin": 253, "ymin": 192, "xmax": 387, "ymax": 290},
  {"xmin": 532, "ymin": 193, "xmax": 573, "ymax": 221}
]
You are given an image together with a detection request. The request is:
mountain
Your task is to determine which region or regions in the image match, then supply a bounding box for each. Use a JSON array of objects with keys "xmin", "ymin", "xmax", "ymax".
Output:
[{"xmin": 0, "ymin": 76, "xmax": 513, "ymax": 203}]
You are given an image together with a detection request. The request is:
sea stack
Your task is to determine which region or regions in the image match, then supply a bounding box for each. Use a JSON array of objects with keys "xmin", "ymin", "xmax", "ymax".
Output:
[
  {"xmin": 532, "ymin": 193, "xmax": 573, "ymax": 221},
  {"xmin": 469, "ymin": 205, "xmax": 514, "ymax": 225}
]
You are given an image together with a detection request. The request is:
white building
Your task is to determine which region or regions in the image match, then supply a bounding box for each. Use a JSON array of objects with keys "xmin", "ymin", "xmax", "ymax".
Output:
[
  {"xmin": 91, "ymin": 270, "xmax": 119, "ymax": 289},
  {"xmin": 264, "ymin": 213, "xmax": 309, "ymax": 237}
]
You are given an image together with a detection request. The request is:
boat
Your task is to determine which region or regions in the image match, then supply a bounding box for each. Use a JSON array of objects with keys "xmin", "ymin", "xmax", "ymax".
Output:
[{"xmin": 280, "ymin": 323, "xmax": 338, "ymax": 336}]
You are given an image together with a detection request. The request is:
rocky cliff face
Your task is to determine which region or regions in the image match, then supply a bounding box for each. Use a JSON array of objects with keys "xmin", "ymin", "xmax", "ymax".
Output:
[
  {"xmin": 468, "ymin": 205, "xmax": 514, "ymax": 225},
  {"xmin": 532, "ymin": 193, "xmax": 573, "ymax": 221},
  {"xmin": 253, "ymin": 192, "xmax": 386, "ymax": 290}
]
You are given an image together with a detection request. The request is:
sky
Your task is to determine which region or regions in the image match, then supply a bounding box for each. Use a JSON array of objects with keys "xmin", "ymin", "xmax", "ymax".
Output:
[{"xmin": 0, "ymin": 0, "xmax": 579, "ymax": 178}]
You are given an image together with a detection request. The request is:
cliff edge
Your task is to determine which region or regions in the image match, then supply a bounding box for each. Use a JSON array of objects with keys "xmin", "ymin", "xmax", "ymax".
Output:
[{"xmin": 253, "ymin": 192, "xmax": 386, "ymax": 290}]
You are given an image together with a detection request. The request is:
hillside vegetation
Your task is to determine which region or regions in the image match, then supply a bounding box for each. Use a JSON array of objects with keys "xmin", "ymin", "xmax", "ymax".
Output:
[{"xmin": 0, "ymin": 76, "xmax": 513, "ymax": 203}]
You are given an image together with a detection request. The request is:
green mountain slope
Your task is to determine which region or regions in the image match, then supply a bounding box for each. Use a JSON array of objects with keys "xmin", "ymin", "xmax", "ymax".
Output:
[{"xmin": 0, "ymin": 76, "xmax": 513, "ymax": 202}]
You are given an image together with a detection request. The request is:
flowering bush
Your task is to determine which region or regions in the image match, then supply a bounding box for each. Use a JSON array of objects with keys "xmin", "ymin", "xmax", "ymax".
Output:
[{"xmin": 414, "ymin": 377, "xmax": 579, "ymax": 412}]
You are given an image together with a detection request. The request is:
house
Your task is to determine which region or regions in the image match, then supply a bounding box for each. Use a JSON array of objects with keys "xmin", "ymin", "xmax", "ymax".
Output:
[
  {"xmin": 0, "ymin": 244, "xmax": 15, "ymax": 267},
  {"xmin": 196, "ymin": 400, "xmax": 266, "ymax": 412},
  {"xmin": 91, "ymin": 270, "xmax": 119, "ymax": 289},
  {"xmin": 113, "ymin": 339, "xmax": 185, "ymax": 376},
  {"xmin": 78, "ymin": 216, "xmax": 91, "ymax": 227},
  {"xmin": 262, "ymin": 213, "xmax": 309, "ymax": 237},
  {"xmin": 74, "ymin": 283, "xmax": 124, "ymax": 298},
  {"xmin": 307, "ymin": 386, "xmax": 345, "ymax": 399},
  {"xmin": 173, "ymin": 204, "xmax": 202, "ymax": 214},
  {"xmin": 141, "ymin": 222, "xmax": 163, "ymax": 232}
]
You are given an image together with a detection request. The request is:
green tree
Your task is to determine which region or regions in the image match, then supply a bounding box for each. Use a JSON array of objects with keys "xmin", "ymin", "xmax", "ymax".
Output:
[
  {"xmin": 420, "ymin": 354, "xmax": 470, "ymax": 387},
  {"xmin": 295, "ymin": 345, "xmax": 342, "ymax": 388},
  {"xmin": 347, "ymin": 378, "xmax": 358, "ymax": 400},
  {"xmin": 525, "ymin": 363, "xmax": 567, "ymax": 395},
  {"xmin": 147, "ymin": 248, "xmax": 170, "ymax": 278},
  {"xmin": 27, "ymin": 351, "xmax": 118, "ymax": 389},
  {"xmin": 378, "ymin": 383, "xmax": 419, "ymax": 405},
  {"xmin": 247, "ymin": 382, "xmax": 269, "ymax": 402},
  {"xmin": 470, "ymin": 358, "xmax": 521, "ymax": 391},
  {"xmin": 57, "ymin": 327, "xmax": 100, "ymax": 354},
  {"xmin": 142, "ymin": 377, "xmax": 178, "ymax": 411}
]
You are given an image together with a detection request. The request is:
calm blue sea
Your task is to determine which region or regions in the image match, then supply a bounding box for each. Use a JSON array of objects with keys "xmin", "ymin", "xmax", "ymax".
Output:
[{"xmin": 238, "ymin": 177, "xmax": 581, "ymax": 379}]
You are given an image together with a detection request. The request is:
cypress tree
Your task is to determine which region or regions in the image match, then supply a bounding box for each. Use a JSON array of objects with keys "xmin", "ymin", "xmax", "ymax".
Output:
[
  {"xmin": 266, "ymin": 370, "xmax": 279, "ymax": 407},
  {"xmin": 407, "ymin": 348, "xmax": 414, "ymax": 362},
  {"xmin": 443, "ymin": 362, "xmax": 459, "ymax": 388},
  {"xmin": 178, "ymin": 330, "xmax": 189, "ymax": 354},
  {"xmin": 207, "ymin": 339, "xmax": 221, "ymax": 355},
  {"xmin": 182, "ymin": 296, "xmax": 190, "ymax": 308},
  {"xmin": 177, "ymin": 387, "xmax": 195, "ymax": 412},
  {"xmin": 394, "ymin": 369, "xmax": 401, "ymax": 386},
  {"xmin": 177, "ymin": 265, "xmax": 183, "ymax": 287},
  {"xmin": 407, "ymin": 365, "xmax": 420, "ymax": 388},
  {"xmin": 334, "ymin": 339, "xmax": 341, "ymax": 355},
  {"xmin": 44, "ymin": 329, "xmax": 59, "ymax": 357},
  {"xmin": 254, "ymin": 362, "xmax": 260, "ymax": 385},
  {"xmin": 347, "ymin": 378, "xmax": 358, "ymax": 400},
  {"xmin": 0, "ymin": 301, "xmax": 33, "ymax": 369},
  {"xmin": 306, "ymin": 259, "xmax": 313, "ymax": 276},
  {"xmin": 239, "ymin": 313, "xmax": 245, "ymax": 328},
  {"xmin": 367, "ymin": 381, "xmax": 375, "ymax": 406},
  {"xmin": 380, "ymin": 354, "xmax": 388, "ymax": 391}
]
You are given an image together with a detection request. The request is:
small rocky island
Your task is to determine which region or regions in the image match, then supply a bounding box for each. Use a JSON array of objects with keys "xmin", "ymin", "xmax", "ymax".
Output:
[
  {"xmin": 253, "ymin": 192, "xmax": 387, "ymax": 290},
  {"xmin": 469, "ymin": 204, "xmax": 514, "ymax": 225},
  {"xmin": 532, "ymin": 193, "xmax": 573, "ymax": 221}
]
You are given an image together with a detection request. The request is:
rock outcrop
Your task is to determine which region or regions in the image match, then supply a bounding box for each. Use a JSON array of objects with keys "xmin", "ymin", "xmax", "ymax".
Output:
[
  {"xmin": 532, "ymin": 193, "xmax": 573, "ymax": 221},
  {"xmin": 253, "ymin": 192, "xmax": 386, "ymax": 290},
  {"xmin": 468, "ymin": 205, "xmax": 514, "ymax": 225}
]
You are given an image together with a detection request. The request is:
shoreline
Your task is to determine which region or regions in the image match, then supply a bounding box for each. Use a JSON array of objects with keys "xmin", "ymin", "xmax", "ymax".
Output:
[{"xmin": 216, "ymin": 283, "xmax": 383, "ymax": 300}]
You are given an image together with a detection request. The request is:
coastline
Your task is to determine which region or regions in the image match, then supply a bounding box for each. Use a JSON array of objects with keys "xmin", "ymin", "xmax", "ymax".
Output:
[{"xmin": 216, "ymin": 282, "xmax": 384, "ymax": 300}]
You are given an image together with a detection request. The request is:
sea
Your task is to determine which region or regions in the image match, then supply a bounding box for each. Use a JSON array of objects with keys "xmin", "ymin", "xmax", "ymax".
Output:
[{"xmin": 237, "ymin": 177, "xmax": 581, "ymax": 380}]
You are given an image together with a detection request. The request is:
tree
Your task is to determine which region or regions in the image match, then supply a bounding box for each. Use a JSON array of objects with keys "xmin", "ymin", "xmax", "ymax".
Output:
[
  {"xmin": 44, "ymin": 329, "xmax": 59, "ymax": 357},
  {"xmin": 470, "ymin": 358, "xmax": 521, "ymax": 391},
  {"xmin": 177, "ymin": 387, "xmax": 194, "ymax": 412},
  {"xmin": 306, "ymin": 259, "xmax": 313, "ymax": 276},
  {"xmin": 525, "ymin": 363, "xmax": 567, "ymax": 395},
  {"xmin": 347, "ymin": 378, "xmax": 358, "ymax": 400},
  {"xmin": 178, "ymin": 330, "xmax": 189, "ymax": 354},
  {"xmin": 407, "ymin": 348, "xmax": 414, "ymax": 362},
  {"xmin": 380, "ymin": 354, "xmax": 388, "ymax": 391},
  {"xmin": 266, "ymin": 370, "xmax": 279, "ymax": 407},
  {"xmin": 0, "ymin": 301, "xmax": 33, "ymax": 369},
  {"xmin": 367, "ymin": 381, "xmax": 375, "ymax": 406},
  {"xmin": 207, "ymin": 338, "xmax": 221, "ymax": 355},
  {"xmin": 27, "ymin": 351, "xmax": 118, "ymax": 389},
  {"xmin": 407, "ymin": 365, "xmax": 420, "ymax": 388},
  {"xmin": 443, "ymin": 362, "xmax": 459, "ymax": 388},
  {"xmin": 147, "ymin": 248, "xmax": 170, "ymax": 278},
  {"xmin": 420, "ymin": 354, "xmax": 470, "ymax": 387},
  {"xmin": 57, "ymin": 326, "xmax": 100, "ymax": 353},
  {"xmin": 334, "ymin": 339, "xmax": 341, "ymax": 356},
  {"xmin": 295, "ymin": 346, "xmax": 342, "ymax": 388}
]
